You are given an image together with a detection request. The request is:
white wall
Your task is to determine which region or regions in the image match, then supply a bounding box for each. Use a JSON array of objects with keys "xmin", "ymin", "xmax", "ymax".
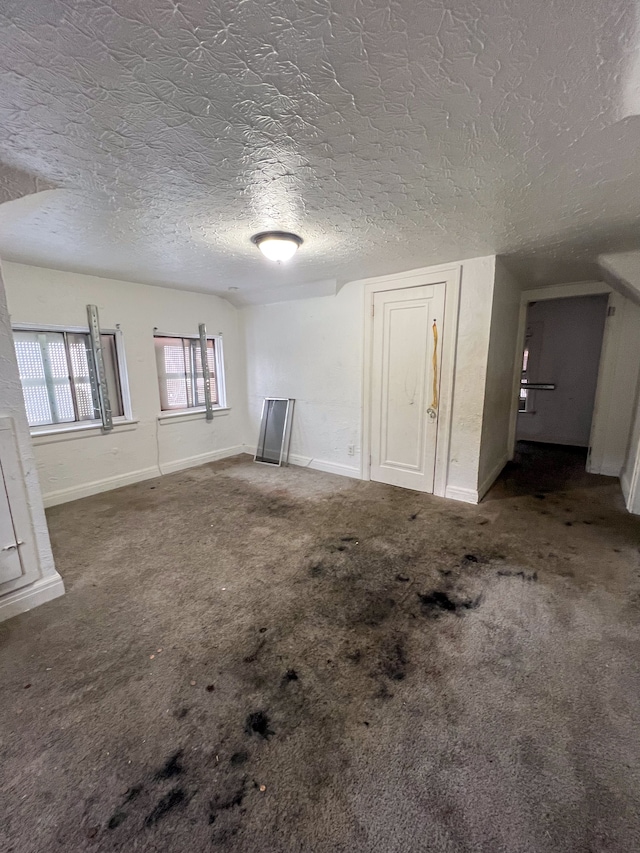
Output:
[
  {"xmin": 621, "ymin": 374, "xmax": 640, "ymax": 514},
  {"xmin": 598, "ymin": 251, "xmax": 640, "ymax": 305},
  {"xmin": 3, "ymin": 255, "xmax": 500, "ymax": 507},
  {"xmin": 0, "ymin": 267, "xmax": 64, "ymax": 618},
  {"xmin": 589, "ymin": 292, "xmax": 640, "ymax": 477},
  {"xmin": 244, "ymin": 256, "xmax": 499, "ymax": 498},
  {"xmin": 517, "ymin": 294, "xmax": 608, "ymax": 446},
  {"xmin": 442, "ymin": 256, "xmax": 497, "ymax": 500},
  {"xmin": 2, "ymin": 262, "xmax": 249, "ymax": 505},
  {"xmin": 477, "ymin": 259, "xmax": 523, "ymax": 496},
  {"xmin": 243, "ymin": 281, "xmax": 363, "ymax": 478}
]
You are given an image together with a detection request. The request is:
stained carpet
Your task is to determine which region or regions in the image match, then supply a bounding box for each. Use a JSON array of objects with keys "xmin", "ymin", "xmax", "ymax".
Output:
[{"xmin": 0, "ymin": 450, "xmax": 639, "ymax": 852}]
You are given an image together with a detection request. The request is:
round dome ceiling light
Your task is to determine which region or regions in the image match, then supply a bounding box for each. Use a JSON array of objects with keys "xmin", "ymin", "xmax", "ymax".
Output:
[{"xmin": 251, "ymin": 231, "xmax": 303, "ymax": 263}]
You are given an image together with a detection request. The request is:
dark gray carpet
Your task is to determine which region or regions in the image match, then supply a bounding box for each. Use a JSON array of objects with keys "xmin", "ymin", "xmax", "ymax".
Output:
[{"xmin": 0, "ymin": 452, "xmax": 639, "ymax": 852}]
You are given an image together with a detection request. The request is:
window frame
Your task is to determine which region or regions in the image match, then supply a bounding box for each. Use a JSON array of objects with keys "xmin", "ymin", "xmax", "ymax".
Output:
[
  {"xmin": 12, "ymin": 323, "xmax": 134, "ymax": 436},
  {"xmin": 154, "ymin": 330, "xmax": 227, "ymax": 418}
]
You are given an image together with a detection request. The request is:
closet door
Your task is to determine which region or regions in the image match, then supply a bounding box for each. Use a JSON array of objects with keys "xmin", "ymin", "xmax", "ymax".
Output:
[{"xmin": 370, "ymin": 283, "xmax": 445, "ymax": 492}]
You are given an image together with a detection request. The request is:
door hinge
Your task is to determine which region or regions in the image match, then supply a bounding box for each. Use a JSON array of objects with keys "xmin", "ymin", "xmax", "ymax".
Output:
[
  {"xmin": 607, "ymin": 306, "xmax": 616, "ymax": 317},
  {"xmin": 371, "ymin": 303, "xmax": 374, "ymax": 317}
]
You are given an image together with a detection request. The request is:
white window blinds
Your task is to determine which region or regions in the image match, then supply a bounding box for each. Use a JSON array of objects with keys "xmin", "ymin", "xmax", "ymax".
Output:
[
  {"xmin": 154, "ymin": 336, "xmax": 218, "ymax": 411},
  {"xmin": 13, "ymin": 330, "xmax": 123, "ymax": 427}
]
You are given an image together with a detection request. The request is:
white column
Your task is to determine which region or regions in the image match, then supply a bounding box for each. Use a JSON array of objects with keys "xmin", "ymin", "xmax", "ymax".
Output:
[{"xmin": 0, "ymin": 263, "xmax": 64, "ymax": 621}]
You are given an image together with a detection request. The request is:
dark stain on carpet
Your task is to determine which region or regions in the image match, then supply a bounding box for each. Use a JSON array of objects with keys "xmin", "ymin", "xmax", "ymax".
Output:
[
  {"xmin": 243, "ymin": 639, "xmax": 266, "ymax": 663},
  {"xmin": 124, "ymin": 784, "xmax": 144, "ymax": 802},
  {"xmin": 144, "ymin": 787, "xmax": 187, "ymax": 827},
  {"xmin": 154, "ymin": 750, "xmax": 184, "ymax": 780},
  {"xmin": 245, "ymin": 711, "xmax": 273, "ymax": 739},
  {"xmin": 418, "ymin": 590, "xmax": 481, "ymax": 615},
  {"xmin": 379, "ymin": 639, "xmax": 407, "ymax": 681},
  {"xmin": 497, "ymin": 569, "xmax": 539, "ymax": 581},
  {"xmin": 208, "ymin": 780, "xmax": 246, "ymax": 824},
  {"xmin": 107, "ymin": 811, "xmax": 127, "ymax": 830}
]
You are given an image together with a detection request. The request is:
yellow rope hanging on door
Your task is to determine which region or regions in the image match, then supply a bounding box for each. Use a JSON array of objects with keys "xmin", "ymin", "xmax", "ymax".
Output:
[{"xmin": 431, "ymin": 319, "xmax": 438, "ymax": 410}]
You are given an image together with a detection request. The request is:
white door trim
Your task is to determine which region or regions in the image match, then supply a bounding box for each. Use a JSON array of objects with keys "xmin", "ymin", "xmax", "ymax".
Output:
[
  {"xmin": 624, "ymin": 421, "xmax": 640, "ymax": 512},
  {"xmin": 361, "ymin": 264, "xmax": 462, "ymax": 497},
  {"xmin": 506, "ymin": 280, "xmax": 613, "ymax": 464}
]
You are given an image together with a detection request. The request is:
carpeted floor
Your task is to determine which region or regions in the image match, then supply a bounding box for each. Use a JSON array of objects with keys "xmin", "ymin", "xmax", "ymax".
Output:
[{"xmin": 1, "ymin": 446, "xmax": 639, "ymax": 852}]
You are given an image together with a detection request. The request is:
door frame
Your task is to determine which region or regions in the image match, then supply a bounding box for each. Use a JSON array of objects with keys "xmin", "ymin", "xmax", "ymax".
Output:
[
  {"xmin": 360, "ymin": 263, "xmax": 462, "ymax": 497},
  {"xmin": 507, "ymin": 280, "xmax": 616, "ymax": 470}
]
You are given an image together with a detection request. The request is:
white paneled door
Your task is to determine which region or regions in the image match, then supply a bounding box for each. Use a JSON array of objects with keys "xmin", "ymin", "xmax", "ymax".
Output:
[{"xmin": 370, "ymin": 283, "xmax": 445, "ymax": 492}]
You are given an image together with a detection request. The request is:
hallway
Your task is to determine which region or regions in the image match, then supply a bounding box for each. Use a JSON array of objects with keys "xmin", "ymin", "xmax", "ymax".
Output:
[{"xmin": 486, "ymin": 440, "xmax": 616, "ymax": 499}]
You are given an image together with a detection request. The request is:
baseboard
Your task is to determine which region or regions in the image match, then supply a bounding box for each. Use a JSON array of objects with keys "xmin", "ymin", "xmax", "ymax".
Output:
[
  {"xmin": 444, "ymin": 485, "xmax": 479, "ymax": 504},
  {"xmin": 477, "ymin": 454, "xmax": 509, "ymax": 502},
  {"xmin": 620, "ymin": 465, "xmax": 640, "ymax": 514},
  {"xmin": 518, "ymin": 436, "xmax": 589, "ymax": 447},
  {"xmin": 591, "ymin": 463, "xmax": 622, "ymax": 478},
  {"xmin": 160, "ymin": 445, "xmax": 247, "ymax": 475},
  {"xmin": 288, "ymin": 454, "xmax": 361, "ymax": 479},
  {"xmin": 43, "ymin": 466, "xmax": 160, "ymax": 507},
  {"xmin": 620, "ymin": 469, "xmax": 631, "ymax": 503},
  {"xmin": 0, "ymin": 573, "xmax": 65, "ymax": 623},
  {"xmin": 43, "ymin": 446, "xmax": 247, "ymax": 507}
]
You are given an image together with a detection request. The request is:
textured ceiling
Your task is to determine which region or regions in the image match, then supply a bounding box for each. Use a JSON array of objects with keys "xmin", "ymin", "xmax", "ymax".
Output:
[{"xmin": 0, "ymin": 0, "xmax": 639, "ymax": 304}]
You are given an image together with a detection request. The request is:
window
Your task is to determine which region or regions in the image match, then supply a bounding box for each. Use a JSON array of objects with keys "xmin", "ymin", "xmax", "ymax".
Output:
[
  {"xmin": 154, "ymin": 335, "xmax": 225, "ymax": 413},
  {"xmin": 13, "ymin": 328, "xmax": 127, "ymax": 429}
]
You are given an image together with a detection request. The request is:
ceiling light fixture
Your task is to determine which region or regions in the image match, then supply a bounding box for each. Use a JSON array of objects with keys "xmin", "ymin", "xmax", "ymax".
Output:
[{"xmin": 251, "ymin": 231, "xmax": 303, "ymax": 263}]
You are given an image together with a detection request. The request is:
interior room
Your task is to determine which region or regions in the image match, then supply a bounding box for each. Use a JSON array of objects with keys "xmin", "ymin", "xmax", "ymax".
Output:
[{"xmin": 1, "ymin": 2, "xmax": 640, "ymax": 852}]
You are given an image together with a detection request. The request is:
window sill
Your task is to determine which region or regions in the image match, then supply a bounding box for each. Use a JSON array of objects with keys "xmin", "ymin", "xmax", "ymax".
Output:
[
  {"xmin": 157, "ymin": 407, "xmax": 230, "ymax": 425},
  {"xmin": 30, "ymin": 418, "xmax": 139, "ymax": 445}
]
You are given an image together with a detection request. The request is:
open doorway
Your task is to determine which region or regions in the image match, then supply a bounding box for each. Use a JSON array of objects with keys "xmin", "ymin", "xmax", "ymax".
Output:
[
  {"xmin": 512, "ymin": 292, "xmax": 609, "ymax": 488},
  {"xmin": 518, "ymin": 294, "xmax": 608, "ymax": 444}
]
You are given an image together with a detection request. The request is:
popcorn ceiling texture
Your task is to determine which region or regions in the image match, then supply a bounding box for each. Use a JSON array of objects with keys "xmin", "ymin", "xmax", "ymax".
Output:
[{"xmin": 0, "ymin": 0, "xmax": 638, "ymax": 302}]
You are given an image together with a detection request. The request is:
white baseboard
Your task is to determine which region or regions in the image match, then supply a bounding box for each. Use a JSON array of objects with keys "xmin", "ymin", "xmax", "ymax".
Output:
[
  {"xmin": 288, "ymin": 453, "xmax": 361, "ymax": 479},
  {"xmin": 620, "ymin": 466, "xmax": 640, "ymax": 515},
  {"xmin": 160, "ymin": 445, "xmax": 247, "ymax": 475},
  {"xmin": 590, "ymin": 463, "xmax": 622, "ymax": 477},
  {"xmin": 517, "ymin": 435, "xmax": 590, "ymax": 447},
  {"xmin": 0, "ymin": 573, "xmax": 65, "ymax": 623},
  {"xmin": 621, "ymin": 468, "xmax": 631, "ymax": 503},
  {"xmin": 43, "ymin": 465, "xmax": 160, "ymax": 507},
  {"xmin": 444, "ymin": 485, "xmax": 479, "ymax": 504},
  {"xmin": 477, "ymin": 454, "xmax": 509, "ymax": 502},
  {"xmin": 43, "ymin": 446, "xmax": 247, "ymax": 507}
]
